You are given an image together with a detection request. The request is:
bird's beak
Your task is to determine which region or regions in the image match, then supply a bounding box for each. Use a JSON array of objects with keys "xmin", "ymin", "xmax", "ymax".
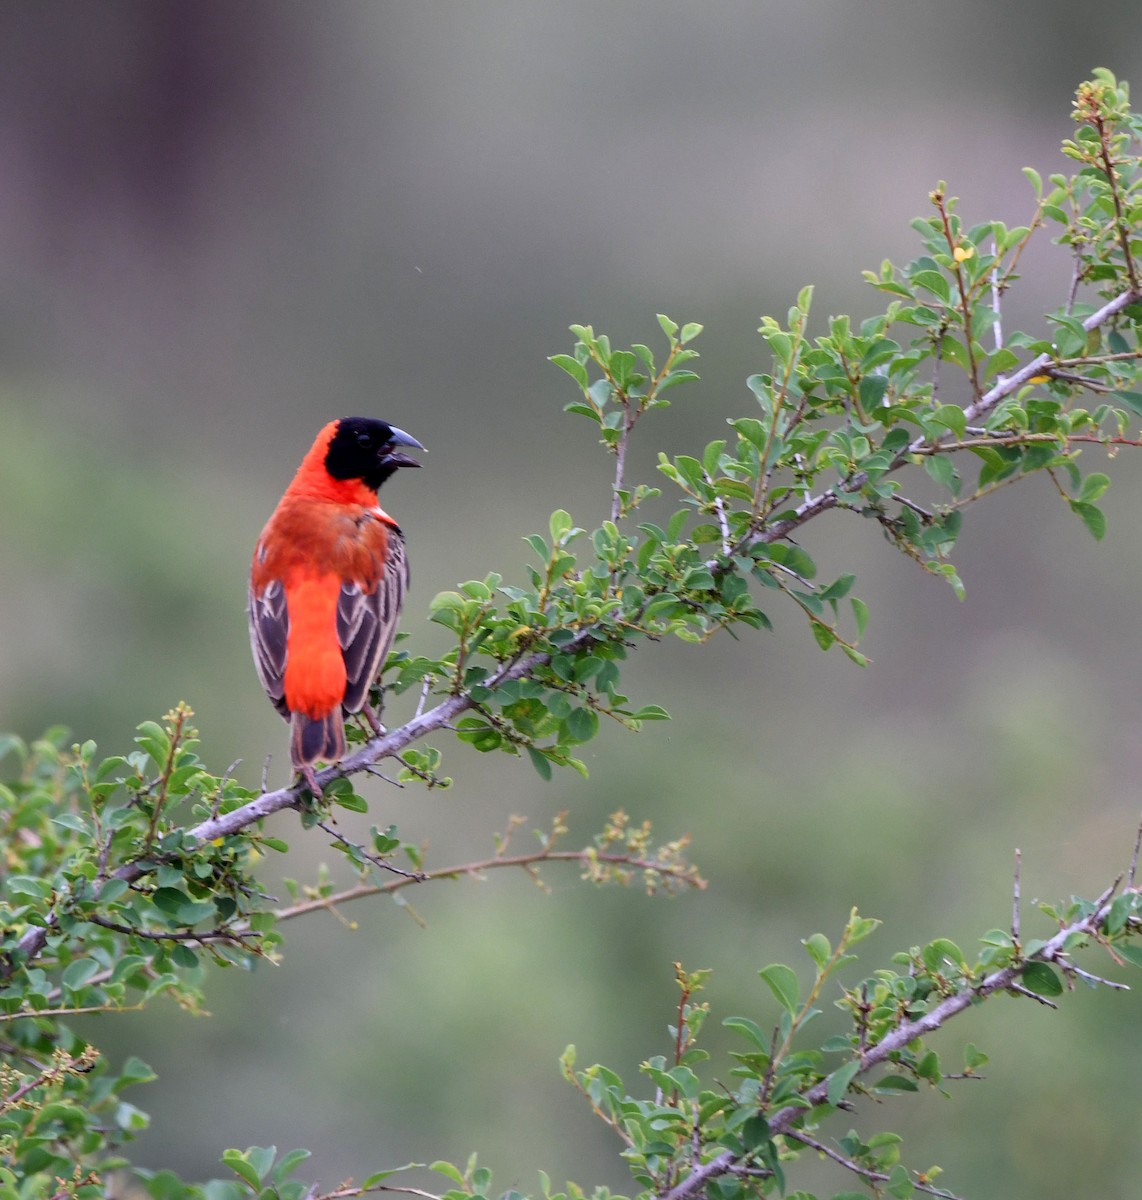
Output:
[{"xmin": 380, "ymin": 425, "xmax": 425, "ymax": 470}]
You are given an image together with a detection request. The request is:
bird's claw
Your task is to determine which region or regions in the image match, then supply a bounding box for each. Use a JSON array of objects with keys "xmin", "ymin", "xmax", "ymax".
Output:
[{"xmin": 298, "ymin": 764, "xmax": 323, "ymax": 798}]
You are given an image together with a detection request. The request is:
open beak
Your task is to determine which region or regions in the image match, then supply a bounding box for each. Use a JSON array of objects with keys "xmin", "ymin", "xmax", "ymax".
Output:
[{"xmin": 380, "ymin": 425, "xmax": 425, "ymax": 470}]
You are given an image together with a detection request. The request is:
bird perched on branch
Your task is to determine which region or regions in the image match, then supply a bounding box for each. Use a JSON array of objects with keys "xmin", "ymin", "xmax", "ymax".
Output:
[{"xmin": 248, "ymin": 417, "xmax": 424, "ymax": 794}]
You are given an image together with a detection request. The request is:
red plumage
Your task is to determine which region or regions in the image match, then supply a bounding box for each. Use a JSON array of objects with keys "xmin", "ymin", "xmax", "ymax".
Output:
[{"xmin": 248, "ymin": 417, "xmax": 423, "ymax": 784}]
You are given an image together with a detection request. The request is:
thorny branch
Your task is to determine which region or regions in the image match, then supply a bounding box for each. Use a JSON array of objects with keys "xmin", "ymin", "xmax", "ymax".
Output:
[
  {"xmin": 748, "ymin": 282, "xmax": 1142, "ymax": 555},
  {"xmin": 659, "ymin": 850, "xmax": 1138, "ymax": 1200},
  {"xmin": 785, "ymin": 1130, "xmax": 964, "ymax": 1200}
]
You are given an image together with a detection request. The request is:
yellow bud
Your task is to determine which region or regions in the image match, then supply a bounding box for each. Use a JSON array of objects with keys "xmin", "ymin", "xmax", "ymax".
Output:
[{"xmin": 953, "ymin": 245, "xmax": 974, "ymax": 263}]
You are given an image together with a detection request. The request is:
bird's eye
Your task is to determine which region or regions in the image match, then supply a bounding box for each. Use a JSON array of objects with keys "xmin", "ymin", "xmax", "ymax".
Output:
[{"xmin": 356, "ymin": 433, "xmax": 374, "ymax": 448}]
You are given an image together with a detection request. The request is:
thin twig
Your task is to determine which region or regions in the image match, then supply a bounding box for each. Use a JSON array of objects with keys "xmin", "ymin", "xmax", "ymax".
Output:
[
  {"xmin": 990, "ymin": 236, "xmax": 1004, "ymax": 353},
  {"xmin": 272, "ymin": 844, "xmax": 703, "ymax": 923},
  {"xmin": 1006, "ymin": 981, "xmax": 1058, "ymax": 1008},
  {"xmin": 1057, "ymin": 959, "xmax": 1130, "ymax": 990},
  {"xmin": 1128, "ymin": 814, "xmax": 1142, "ymax": 889},
  {"xmin": 787, "ymin": 1130, "xmax": 965, "ymax": 1200},
  {"xmin": 316, "ymin": 820, "xmax": 426, "ymax": 881},
  {"xmin": 1012, "ymin": 848, "xmax": 1022, "ymax": 942}
]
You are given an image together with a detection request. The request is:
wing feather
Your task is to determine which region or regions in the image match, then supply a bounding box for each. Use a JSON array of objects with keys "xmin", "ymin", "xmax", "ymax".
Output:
[
  {"xmin": 340, "ymin": 530, "xmax": 409, "ymax": 713},
  {"xmin": 248, "ymin": 577, "xmax": 290, "ymax": 718}
]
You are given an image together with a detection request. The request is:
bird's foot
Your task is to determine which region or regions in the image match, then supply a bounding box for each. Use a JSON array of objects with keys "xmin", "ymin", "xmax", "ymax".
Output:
[
  {"xmin": 363, "ymin": 703, "xmax": 386, "ymax": 737},
  {"xmin": 298, "ymin": 764, "xmax": 323, "ymax": 798}
]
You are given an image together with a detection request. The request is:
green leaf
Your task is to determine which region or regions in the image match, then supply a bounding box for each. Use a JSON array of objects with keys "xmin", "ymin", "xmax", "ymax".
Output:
[
  {"xmin": 332, "ymin": 790, "xmax": 368, "ymax": 813},
  {"xmin": 1115, "ymin": 943, "xmax": 1142, "ymax": 969},
  {"xmin": 887, "ymin": 1164, "xmax": 914, "ymax": 1198},
  {"xmin": 759, "ymin": 963, "xmax": 800, "ymax": 1014},
  {"xmin": 1079, "ymin": 472, "xmax": 1111, "ymax": 502},
  {"xmin": 827, "ymin": 1060, "xmax": 861, "ymax": 1107},
  {"xmin": 930, "ymin": 404, "xmax": 967, "ymax": 440},
  {"xmin": 430, "ymin": 1161, "xmax": 467, "ymax": 1185},
  {"xmin": 629, "ymin": 705, "xmax": 670, "ymax": 721},
  {"xmin": 874, "ymin": 1075, "xmax": 920, "ymax": 1093},
  {"xmin": 549, "ymin": 509, "xmax": 573, "ymax": 544},
  {"xmin": 912, "ymin": 269, "xmax": 951, "ymax": 303},
  {"xmin": 680, "ymin": 321, "xmax": 703, "ymax": 344},
  {"xmin": 361, "ymin": 1165, "xmax": 421, "ymax": 1188},
  {"xmin": 723, "ymin": 1015, "xmax": 770, "ymax": 1052},
  {"xmin": 526, "ymin": 746, "xmax": 552, "ymax": 781},
  {"xmin": 1068, "ymin": 499, "xmax": 1106, "ymax": 540},
  {"xmin": 922, "ymin": 937, "xmax": 966, "ymax": 973},
  {"xmin": 62, "ymin": 958, "xmax": 100, "ymax": 993},
  {"xmin": 803, "ymin": 933, "xmax": 831, "ymax": 968},
  {"xmin": 1021, "ymin": 961, "xmax": 1063, "ymax": 996},
  {"xmin": 221, "ymin": 1149, "xmax": 264, "ymax": 1190},
  {"xmin": 549, "ymin": 354, "xmax": 589, "ymax": 388},
  {"xmin": 135, "ymin": 720, "xmax": 171, "ymax": 766},
  {"xmin": 564, "ymin": 707, "xmax": 599, "ymax": 744},
  {"xmin": 924, "ymin": 453, "xmax": 960, "ymax": 494},
  {"xmin": 272, "ymin": 1149, "xmax": 312, "ymax": 1184},
  {"xmin": 1114, "ymin": 389, "xmax": 1142, "ymax": 417}
]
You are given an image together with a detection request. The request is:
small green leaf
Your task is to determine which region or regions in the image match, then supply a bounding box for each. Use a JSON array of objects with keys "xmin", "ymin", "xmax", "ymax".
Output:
[
  {"xmin": 564, "ymin": 707, "xmax": 599, "ymax": 744},
  {"xmin": 1068, "ymin": 499, "xmax": 1106, "ymax": 540},
  {"xmin": 62, "ymin": 958, "xmax": 100, "ymax": 993},
  {"xmin": 1021, "ymin": 961, "xmax": 1063, "ymax": 997},
  {"xmin": 1079, "ymin": 472, "xmax": 1110, "ymax": 503},
  {"xmin": 887, "ymin": 1164, "xmax": 914, "ymax": 1198},
  {"xmin": 680, "ymin": 321, "xmax": 703, "ymax": 344},
  {"xmin": 875, "ymin": 1075, "xmax": 920, "ymax": 1093},
  {"xmin": 430, "ymin": 1161, "xmax": 467, "ymax": 1185},
  {"xmin": 549, "ymin": 509, "xmax": 573, "ymax": 544},
  {"xmin": 273, "ymin": 1149, "xmax": 312, "ymax": 1183},
  {"xmin": 549, "ymin": 354, "xmax": 589, "ymax": 388},
  {"xmin": 759, "ymin": 963, "xmax": 800, "ymax": 1014},
  {"xmin": 526, "ymin": 746, "xmax": 552, "ymax": 781},
  {"xmin": 1116, "ymin": 944, "xmax": 1142, "ymax": 969},
  {"xmin": 827, "ymin": 1060, "xmax": 861, "ymax": 1107},
  {"xmin": 332, "ymin": 790, "xmax": 368, "ymax": 813},
  {"xmin": 361, "ymin": 1164, "xmax": 421, "ymax": 1188},
  {"xmin": 221, "ymin": 1150, "xmax": 263, "ymax": 1190},
  {"xmin": 723, "ymin": 1015, "xmax": 770, "ymax": 1052},
  {"xmin": 803, "ymin": 933, "xmax": 831, "ymax": 968}
]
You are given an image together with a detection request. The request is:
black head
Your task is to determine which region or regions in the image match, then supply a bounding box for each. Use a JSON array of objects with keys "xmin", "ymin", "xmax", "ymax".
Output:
[{"xmin": 324, "ymin": 417, "xmax": 424, "ymax": 491}]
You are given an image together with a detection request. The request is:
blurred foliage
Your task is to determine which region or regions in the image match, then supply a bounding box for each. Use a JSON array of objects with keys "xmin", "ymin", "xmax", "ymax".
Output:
[{"xmin": 4, "ymin": 70, "xmax": 1142, "ymax": 1199}]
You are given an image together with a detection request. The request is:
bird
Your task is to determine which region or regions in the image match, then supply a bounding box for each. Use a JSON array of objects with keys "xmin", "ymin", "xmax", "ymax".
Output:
[{"xmin": 248, "ymin": 417, "xmax": 424, "ymax": 794}]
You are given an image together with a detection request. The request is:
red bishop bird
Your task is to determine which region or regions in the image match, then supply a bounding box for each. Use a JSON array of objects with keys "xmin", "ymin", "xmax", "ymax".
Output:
[{"xmin": 248, "ymin": 417, "xmax": 424, "ymax": 792}]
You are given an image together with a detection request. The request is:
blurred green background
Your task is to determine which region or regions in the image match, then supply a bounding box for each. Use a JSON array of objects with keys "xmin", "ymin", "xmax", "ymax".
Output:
[{"xmin": 3, "ymin": 2, "xmax": 1142, "ymax": 1194}]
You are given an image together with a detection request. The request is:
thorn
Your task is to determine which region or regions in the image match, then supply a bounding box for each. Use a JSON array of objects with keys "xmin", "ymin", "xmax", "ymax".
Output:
[
  {"xmin": 1012, "ymin": 848, "xmax": 1022, "ymax": 941},
  {"xmin": 1129, "ymin": 814, "xmax": 1142, "ymax": 889}
]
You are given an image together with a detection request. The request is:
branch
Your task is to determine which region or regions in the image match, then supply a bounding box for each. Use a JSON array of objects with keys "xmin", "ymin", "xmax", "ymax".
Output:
[
  {"xmin": 8, "ymin": 632, "xmax": 600, "ymax": 972},
  {"xmin": 661, "ymin": 864, "xmax": 1132, "ymax": 1200},
  {"xmin": 769, "ymin": 875, "xmax": 1125, "ymax": 1134},
  {"xmin": 749, "ymin": 283, "xmax": 1142, "ymax": 553},
  {"xmin": 272, "ymin": 845, "xmax": 704, "ymax": 923},
  {"xmin": 785, "ymin": 1130, "xmax": 964, "ymax": 1200}
]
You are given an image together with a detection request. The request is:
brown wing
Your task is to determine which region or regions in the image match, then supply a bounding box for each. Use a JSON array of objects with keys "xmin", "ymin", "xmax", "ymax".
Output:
[
  {"xmin": 338, "ymin": 528, "xmax": 409, "ymax": 713},
  {"xmin": 248, "ymin": 575, "xmax": 290, "ymax": 719}
]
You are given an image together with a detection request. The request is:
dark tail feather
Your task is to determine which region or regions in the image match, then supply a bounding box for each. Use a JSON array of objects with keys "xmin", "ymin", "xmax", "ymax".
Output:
[{"xmin": 290, "ymin": 711, "xmax": 346, "ymax": 769}]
